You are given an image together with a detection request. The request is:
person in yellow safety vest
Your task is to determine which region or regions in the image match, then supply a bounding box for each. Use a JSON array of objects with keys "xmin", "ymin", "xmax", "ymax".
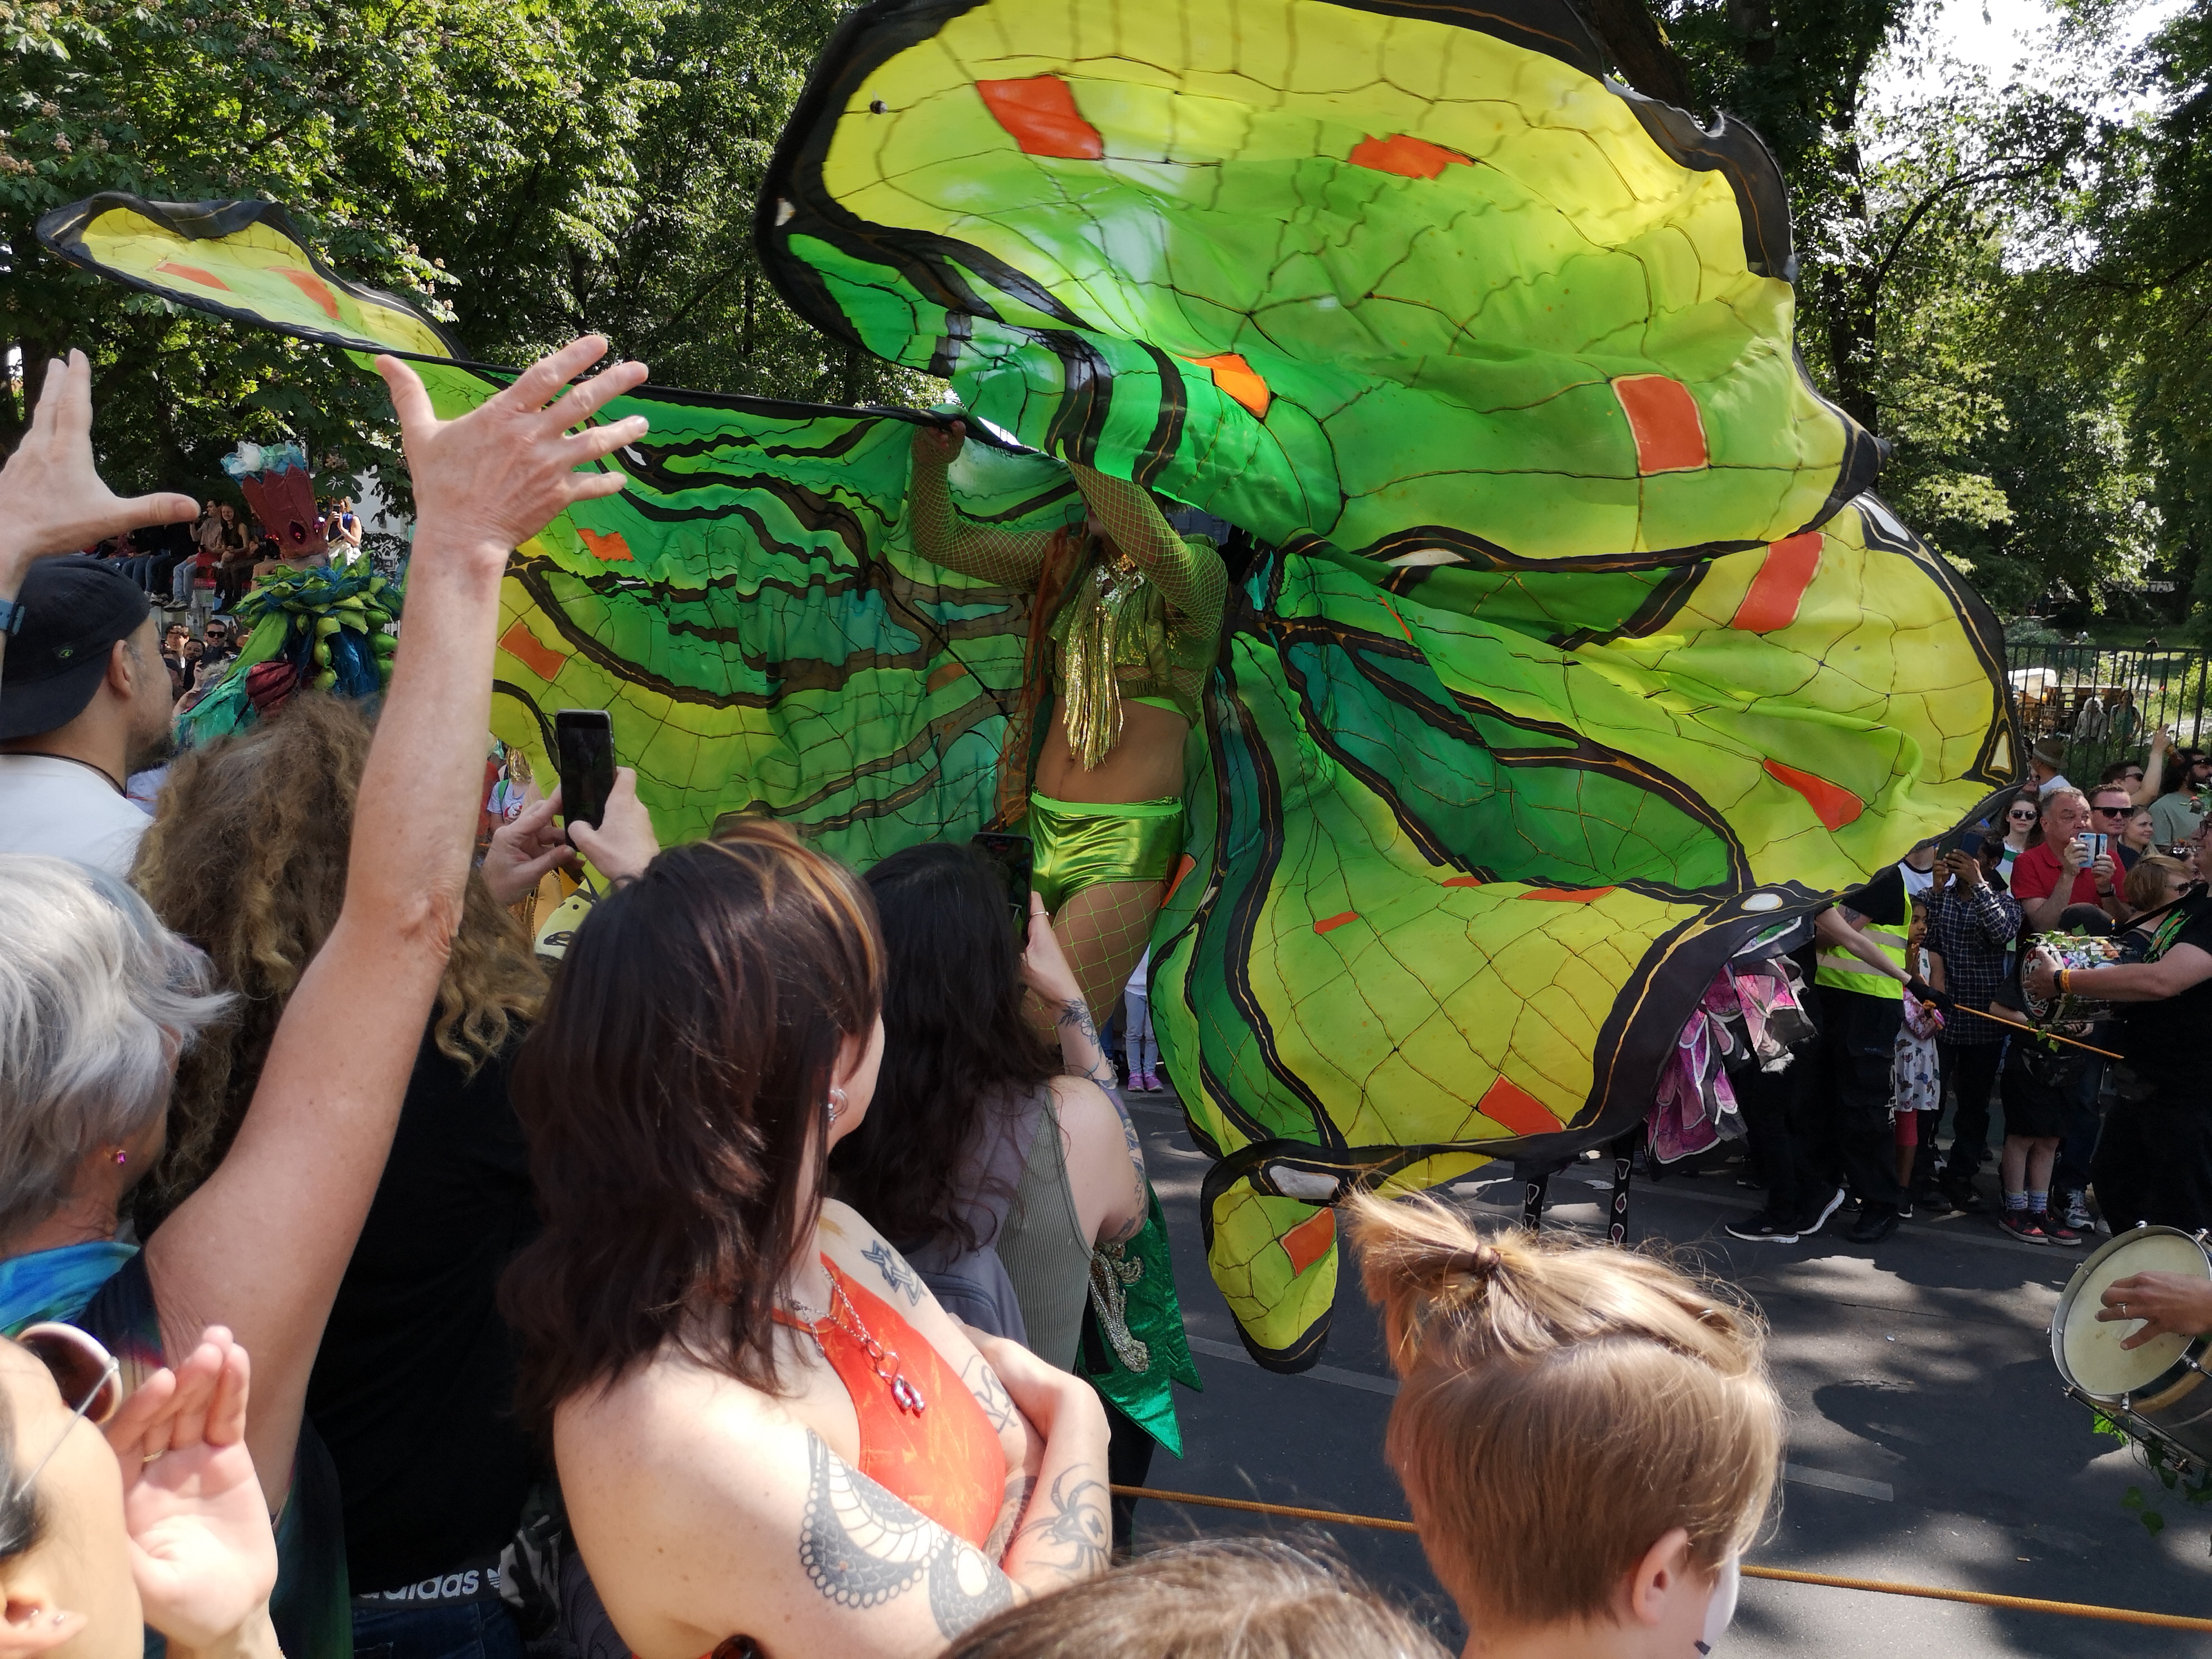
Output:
[{"xmin": 1804, "ymin": 864, "xmax": 1915, "ymax": 1244}]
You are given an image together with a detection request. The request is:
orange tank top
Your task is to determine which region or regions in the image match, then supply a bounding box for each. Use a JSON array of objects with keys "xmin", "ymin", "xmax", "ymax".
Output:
[{"xmin": 778, "ymin": 1255, "xmax": 1006, "ymax": 1549}]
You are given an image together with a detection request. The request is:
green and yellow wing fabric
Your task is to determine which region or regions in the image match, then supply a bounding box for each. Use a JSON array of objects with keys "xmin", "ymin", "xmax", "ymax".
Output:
[
  {"xmin": 761, "ymin": 0, "xmax": 2012, "ymax": 1365},
  {"xmin": 42, "ymin": 193, "xmax": 1078, "ymax": 866}
]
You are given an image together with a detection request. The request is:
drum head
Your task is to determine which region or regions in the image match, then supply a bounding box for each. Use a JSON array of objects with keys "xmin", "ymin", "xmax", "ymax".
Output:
[{"xmin": 2056, "ymin": 1228, "xmax": 2210, "ymax": 1398}]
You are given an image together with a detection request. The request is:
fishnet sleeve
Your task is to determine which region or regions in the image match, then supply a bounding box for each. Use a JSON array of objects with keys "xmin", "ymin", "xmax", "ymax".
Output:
[
  {"xmin": 909, "ymin": 447, "xmax": 1055, "ymax": 585},
  {"xmin": 1068, "ymin": 462, "xmax": 1227, "ymax": 640}
]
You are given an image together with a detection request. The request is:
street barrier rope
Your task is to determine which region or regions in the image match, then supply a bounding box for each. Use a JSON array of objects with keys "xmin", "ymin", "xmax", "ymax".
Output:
[{"xmin": 1114, "ymin": 1486, "xmax": 2212, "ymax": 1633}]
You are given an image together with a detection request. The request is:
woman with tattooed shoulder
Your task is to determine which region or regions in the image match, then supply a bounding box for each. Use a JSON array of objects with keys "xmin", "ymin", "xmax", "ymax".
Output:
[{"xmin": 500, "ymin": 821, "xmax": 1111, "ymax": 1659}]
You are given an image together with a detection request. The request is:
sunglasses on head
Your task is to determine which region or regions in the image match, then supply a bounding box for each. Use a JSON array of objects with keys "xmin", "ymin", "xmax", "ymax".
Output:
[{"xmin": 9, "ymin": 1325, "xmax": 121, "ymax": 1491}]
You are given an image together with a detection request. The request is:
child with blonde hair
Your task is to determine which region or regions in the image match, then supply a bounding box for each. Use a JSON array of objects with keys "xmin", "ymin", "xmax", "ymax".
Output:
[{"xmin": 1351, "ymin": 1194, "xmax": 1783, "ymax": 1657}]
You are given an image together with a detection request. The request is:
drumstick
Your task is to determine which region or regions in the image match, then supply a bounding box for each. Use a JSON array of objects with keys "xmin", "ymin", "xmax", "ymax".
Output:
[{"xmin": 1941, "ymin": 1002, "xmax": 2123, "ymax": 1059}]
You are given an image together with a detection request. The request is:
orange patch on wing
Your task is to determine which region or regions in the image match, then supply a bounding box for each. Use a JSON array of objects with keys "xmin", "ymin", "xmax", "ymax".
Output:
[
  {"xmin": 154, "ymin": 259, "xmax": 230, "ymax": 291},
  {"xmin": 498, "ymin": 619, "xmax": 568, "ymax": 683},
  {"xmin": 1478, "ymin": 1076, "xmax": 1559, "ymax": 1136},
  {"xmin": 1519, "ymin": 886, "xmax": 1614, "ymax": 903},
  {"xmin": 1313, "ymin": 910, "xmax": 1361, "ymax": 935},
  {"xmin": 278, "ymin": 268, "xmax": 341, "ymax": 321},
  {"xmin": 1730, "ymin": 532, "xmax": 1823, "ymax": 632},
  {"xmin": 1611, "ymin": 375, "xmax": 1709, "ymax": 474},
  {"xmin": 575, "ymin": 527, "xmax": 633, "ymax": 562},
  {"xmin": 1442, "ymin": 874, "xmax": 1484, "ymax": 887},
  {"xmin": 1348, "ymin": 133, "xmax": 1472, "ymax": 180},
  {"xmin": 1163, "ymin": 853, "xmax": 1197, "ymax": 903},
  {"xmin": 1178, "ymin": 352, "xmax": 1270, "ymax": 419},
  {"xmin": 1281, "ymin": 1208, "xmax": 1337, "ymax": 1277},
  {"xmin": 1764, "ymin": 759, "xmax": 1865, "ymax": 831},
  {"xmin": 976, "ymin": 75, "xmax": 1104, "ymax": 159},
  {"xmin": 925, "ymin": 661, "xmax": 970, "ymax": 693}
]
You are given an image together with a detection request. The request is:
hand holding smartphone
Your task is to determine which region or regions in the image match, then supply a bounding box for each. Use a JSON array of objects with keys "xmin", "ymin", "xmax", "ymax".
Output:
[
  {"xmin": 970, "ymin": 831, "xmax": 1035, "ymax": 937},
  {"xmin": 555, "ymin": 709, "xmax": 615, "ymax": 834}
]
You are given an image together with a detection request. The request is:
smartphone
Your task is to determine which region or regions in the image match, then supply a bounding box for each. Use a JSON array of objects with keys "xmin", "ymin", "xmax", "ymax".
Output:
[
  {"xmin": 555, "ymin": 709, "xmax": 615, "ymax": 832},
  {"xmin": 970, "ymin": 832, "xmax": 1035, "ymax": 937},
  {"xmin": 1936, "ymin": 827, "xmax": 1985, "ymax": 860},
  {"xmin": 2082, "ymin": 832, "xmax": 2108, "ymax": 862}
]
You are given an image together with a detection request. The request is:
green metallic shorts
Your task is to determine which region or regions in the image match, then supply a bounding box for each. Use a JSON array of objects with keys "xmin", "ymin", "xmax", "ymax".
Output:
[{"xmin": 1027, "ymin": 792, "xmax": 1186, "ymax": 915}]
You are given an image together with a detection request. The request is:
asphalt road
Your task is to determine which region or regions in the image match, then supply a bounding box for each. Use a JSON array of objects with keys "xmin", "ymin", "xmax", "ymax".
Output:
[{"xmin": 1122, "ymin": 1092, "xmax": 2212, "ymax": 1657}]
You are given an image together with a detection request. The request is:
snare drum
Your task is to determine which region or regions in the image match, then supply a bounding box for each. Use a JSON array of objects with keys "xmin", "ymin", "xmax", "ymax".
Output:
[{"xmin": 2052, "ymin": 1224, "xmax": 2212, "ymax": 1468}]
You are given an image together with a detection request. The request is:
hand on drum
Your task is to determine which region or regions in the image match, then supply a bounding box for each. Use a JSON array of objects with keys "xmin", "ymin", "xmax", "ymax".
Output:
[{"xmin": 2097, "ymin": 1270, "xmax": 2212, "ymax": 1348}]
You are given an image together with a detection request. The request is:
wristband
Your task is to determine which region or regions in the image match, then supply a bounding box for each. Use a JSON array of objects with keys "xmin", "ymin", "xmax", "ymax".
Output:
[
  {"xmin": 0, "ymin": 594, "xmax": 22, "ymax": 636},
  {"xmin": 2056, "ymin": 968, "xmax": 2072, "ymax": 995}
]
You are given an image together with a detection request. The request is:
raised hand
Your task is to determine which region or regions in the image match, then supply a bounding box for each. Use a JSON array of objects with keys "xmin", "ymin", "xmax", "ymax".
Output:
[
  {"xmin": 1020, "ymin": 889, "xmax": 1084, "ymax": 1011},
  {"xmin": 105, "ymin": 1327, "xmax": 279, "ymax": 1653},
  {"xmin": 0, "ymin": 350, "xmax": 198, "ymax": 574},
  {"xmin": 567, "ymin": 765, "xmax": 661, "ymax": 882},
  {"xmin": 910, "ymin": 416, "xmax": 966, "ymax": 468},
  {"xmin": 373, "ymin": 336, "xmax": 649, "ymax": 570}
]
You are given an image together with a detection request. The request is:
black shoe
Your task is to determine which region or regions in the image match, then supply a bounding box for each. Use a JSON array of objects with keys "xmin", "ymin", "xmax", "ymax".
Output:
[
  {"xmin": 1846, "ymin": 1204, "xmax": 1901, "ymax": 1244},
  {"xmin": 1798, "ymin": 1185, "xmax": 1849, "ymax": 1235},
  {"xmin": 1917, "ymin": 1186, "xmax": 1953, "ymax": 1216},
  {"xmin": 1897, "ymin": 1201, "xmax": 1914, "ymax": 1221},
  {"xmin": 1941, "ymin": 1176, "xmax": 1988, "ymax": 1214},
  {"xmin": 1724, "ymin": 1212, "xmax": 1802, "ymax": 1243}
]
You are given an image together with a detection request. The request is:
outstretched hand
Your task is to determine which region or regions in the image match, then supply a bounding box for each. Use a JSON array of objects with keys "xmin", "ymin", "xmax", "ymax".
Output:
[
  {"xmin": 910, "ymin": 416, "xmax": 966, "ymax": 468},
  {"xmin": 374, "ymin": 335, "xmax": 649, "ymax": 571},
  {"xmin": 1020, "ymin": 890, "xmax": 1083, "ymax": 1010},
  {"xmin": 0, "ymin": 350, "xmax": 197, "ymax": 575},
  {"xmin": 2097, "ymin": 1270, "xmax": 2212, "ymax": 1350},
  {"xmin": 105, "ymin": 1327, "xmax": 279, "ymax": 1652}
]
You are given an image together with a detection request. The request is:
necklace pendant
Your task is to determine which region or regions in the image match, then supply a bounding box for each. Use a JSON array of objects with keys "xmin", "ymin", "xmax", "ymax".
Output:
[{"xmin": 891, "ymin": 1374, "xmax": 927, "ymax": 1415}]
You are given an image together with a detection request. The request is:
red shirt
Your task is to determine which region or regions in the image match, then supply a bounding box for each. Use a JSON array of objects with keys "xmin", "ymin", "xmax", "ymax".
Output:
[{"xmin": 2010, "ymin": 841, "xmax": 2100, "ymax": 916}]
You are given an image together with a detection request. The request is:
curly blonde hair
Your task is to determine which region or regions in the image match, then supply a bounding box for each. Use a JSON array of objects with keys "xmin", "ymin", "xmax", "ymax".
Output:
[{"xmin": 132, "ymin": 694, "xmax": 545, "ymax": 1223}]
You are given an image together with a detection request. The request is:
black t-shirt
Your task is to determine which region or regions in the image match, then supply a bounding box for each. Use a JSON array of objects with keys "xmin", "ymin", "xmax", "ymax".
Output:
[
  {"xmin": 2119, "ymin": 893, "xmax": 2212, "ymax": 1087},
  {"xmin": 1844, "ymin": 865, "xmax": 1909, "ymax": 932},
  {"xmin": 304, "ymin": 1029, "xmax": 544, "ymax": 1592}
]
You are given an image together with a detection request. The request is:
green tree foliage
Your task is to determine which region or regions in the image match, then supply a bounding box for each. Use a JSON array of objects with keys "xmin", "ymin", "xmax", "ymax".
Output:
[{"xmin": 0, "ymin": 0, "xmax": 926, "ymax": 507}]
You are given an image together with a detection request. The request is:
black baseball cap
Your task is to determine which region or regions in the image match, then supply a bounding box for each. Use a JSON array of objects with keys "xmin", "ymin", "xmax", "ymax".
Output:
[{"xmin": 0, "ymin": 557, "xmax": 152, "ymax": 741}]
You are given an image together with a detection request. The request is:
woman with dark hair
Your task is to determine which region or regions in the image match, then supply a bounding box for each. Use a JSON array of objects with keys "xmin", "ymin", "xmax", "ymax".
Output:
[
  {"xmin": 501, "ymin": 823, "xmax": 1110, "ymax": 1659},
  {"xmin": 837, "ymin": 843, "xmax": 1146, "ymax": 1359}
]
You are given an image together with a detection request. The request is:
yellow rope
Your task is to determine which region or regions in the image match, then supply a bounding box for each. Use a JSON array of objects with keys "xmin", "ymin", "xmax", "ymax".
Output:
[{"xmin": 1114, "ymin": 1486, "xmax": 2212, "ymax": 1633}]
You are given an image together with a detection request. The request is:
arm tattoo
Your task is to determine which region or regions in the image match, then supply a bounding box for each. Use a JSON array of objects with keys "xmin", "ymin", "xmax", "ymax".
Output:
[
  {"xmin": 1056, "ymin": 997, "xmax": 1119, "ymax": 1089},
  {"xmin": 798, "ymin": 1432, "xmax": 1015, "ymax": 1639},
  {"xmin": 985, "ymin": 1473, "xmax": 1036, "ymax": 1561},
  {"xmin": 861, "ymin": 1239, "xmax": 924, "ymax": 1307},
  {"xmin": 1011, "ymin": 1465, "xmax": 1111, "ymax": 1583},
  {"xmin": 961, "ymin": 1352, "xmax": 1018, "ymax": 1433}
]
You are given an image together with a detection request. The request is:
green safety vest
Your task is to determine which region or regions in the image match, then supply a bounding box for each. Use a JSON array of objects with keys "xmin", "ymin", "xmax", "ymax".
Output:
[{"xmin": 1814, "ymin": 896, "xmax": 1909, "ymax": 1001}]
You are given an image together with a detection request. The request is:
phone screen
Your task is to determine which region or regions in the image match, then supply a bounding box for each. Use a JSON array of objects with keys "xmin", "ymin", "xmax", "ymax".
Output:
[
  {"xmin": 970, "ymin": 832, "xmax": 1035, "ymax": 936},
  {"xmin": 555, "ymin": 709, "xmax": 615, "ymax": 832}
]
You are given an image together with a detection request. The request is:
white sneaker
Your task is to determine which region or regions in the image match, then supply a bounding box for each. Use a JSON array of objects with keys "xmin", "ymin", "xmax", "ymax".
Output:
[
  {"xmin": 2063, "ymin": 1191, "xmax": 2093, "ymax": 1233},
  {"xmin": 1801, "ymin": 1185, "xmax": 1849, "ymax": 1235}
]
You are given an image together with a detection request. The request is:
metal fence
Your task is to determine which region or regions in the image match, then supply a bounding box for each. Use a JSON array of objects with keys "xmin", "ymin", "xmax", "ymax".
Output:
[{"xmin": 2005, "ymin": 644, "xmax": 2212, "ymax": 779}]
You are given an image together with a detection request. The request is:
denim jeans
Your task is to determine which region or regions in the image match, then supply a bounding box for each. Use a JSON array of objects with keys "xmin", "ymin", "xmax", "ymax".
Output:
[{"xmin": 352, "ymin": 1599, "xmax": 523, "ymax": 1659}]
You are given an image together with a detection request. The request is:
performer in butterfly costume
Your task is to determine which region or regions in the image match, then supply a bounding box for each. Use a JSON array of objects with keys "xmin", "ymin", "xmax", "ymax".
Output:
[
  {"xmin": 910, "ymin": 418, "xmax": 1226, "ymax": 1018},
  {"xmin": 42, "ymin": 0, "xmax": 2015, "ymax": 1374}
]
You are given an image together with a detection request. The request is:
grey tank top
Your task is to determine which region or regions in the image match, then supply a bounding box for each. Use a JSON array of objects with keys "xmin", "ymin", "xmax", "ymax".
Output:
[{"xmin": 901, "ymin": 1084, "xmax": 1089, "ymax": 1365}]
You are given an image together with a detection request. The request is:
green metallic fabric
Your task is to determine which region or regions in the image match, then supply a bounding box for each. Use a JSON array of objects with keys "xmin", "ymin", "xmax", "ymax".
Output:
[
  {"xmin": 1082, "ymin": 1187, "xmax": 1203, "ymax": 1456},
  {"xmin": 1027, "ymin": 793, "xmax": 1189, "ymax": 913}
]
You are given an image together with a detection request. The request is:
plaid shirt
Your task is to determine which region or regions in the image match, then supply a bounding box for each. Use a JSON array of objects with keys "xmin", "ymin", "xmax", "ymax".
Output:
[{"xmin": 1927, "ymin": 871, "xmax": 2021, "ymax": 1046}]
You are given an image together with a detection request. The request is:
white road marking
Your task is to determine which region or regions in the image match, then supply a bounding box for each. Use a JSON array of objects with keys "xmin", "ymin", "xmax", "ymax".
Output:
[
  {"xmin": 1185, "ymin": 1334, "xmax": 1400, "ymax": 1396},
  {"xmin": 1783, "ymin": 1462, "xmax": 1894, "ymax": 1501}
]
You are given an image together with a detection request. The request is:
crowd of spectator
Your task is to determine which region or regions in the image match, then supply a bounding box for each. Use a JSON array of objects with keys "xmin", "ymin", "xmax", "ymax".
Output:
[
  {"xmin": 0, "ymin": 345, "xmax": 1783, "ymax": 1659},
  {"xmin": 1728, "ymin": 722, "xmax": 2212, "ymax": 1251}
]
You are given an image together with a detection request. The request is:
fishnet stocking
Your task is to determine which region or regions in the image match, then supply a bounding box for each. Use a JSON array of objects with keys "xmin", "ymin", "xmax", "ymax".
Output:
[{"xmin": 1054, "ymin": 877, "xmax": 1170, "ymax": 1027}]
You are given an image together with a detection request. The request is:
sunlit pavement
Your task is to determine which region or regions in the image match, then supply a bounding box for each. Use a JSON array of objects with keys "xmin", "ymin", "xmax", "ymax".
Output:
[{"xmin": 1126, "ymin": 1091, "xmax": 2212, "ymax": 1657}]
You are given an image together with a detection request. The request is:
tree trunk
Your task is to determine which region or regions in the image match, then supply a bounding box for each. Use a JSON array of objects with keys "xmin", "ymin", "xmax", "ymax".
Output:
[{"xmin": 1575, "ymin": 0, "xmax": 1694, "ymax": 106}]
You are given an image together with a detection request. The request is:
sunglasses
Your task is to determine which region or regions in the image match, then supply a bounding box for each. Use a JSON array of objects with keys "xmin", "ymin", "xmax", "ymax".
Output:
[
  {"xmin": 2092, "ymin": 806, "xmax": 2132, "ymax": 818},
  {"xmin": 2008, "ymin": 808, "xmax": 2039, "ymax": 821},
  {"xmin": 10, "ymin": 1324, "xmax": 121, "ymax": 1491}
]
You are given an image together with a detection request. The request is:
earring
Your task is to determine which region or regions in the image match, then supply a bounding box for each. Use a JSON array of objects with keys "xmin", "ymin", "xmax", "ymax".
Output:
[
  {"xmin": 110, "ymin": 1148, "xmax": 128, "ymax": 1168},
  {"xmin": 826, "ymin": 1087, "xmax": 848, "ymax": 1126}
]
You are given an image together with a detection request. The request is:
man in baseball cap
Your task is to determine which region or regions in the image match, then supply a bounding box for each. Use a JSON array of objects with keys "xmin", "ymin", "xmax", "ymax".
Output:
[{"xmin": 0, "ymin": 556, "xmax": 178, "ymax": 875}]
